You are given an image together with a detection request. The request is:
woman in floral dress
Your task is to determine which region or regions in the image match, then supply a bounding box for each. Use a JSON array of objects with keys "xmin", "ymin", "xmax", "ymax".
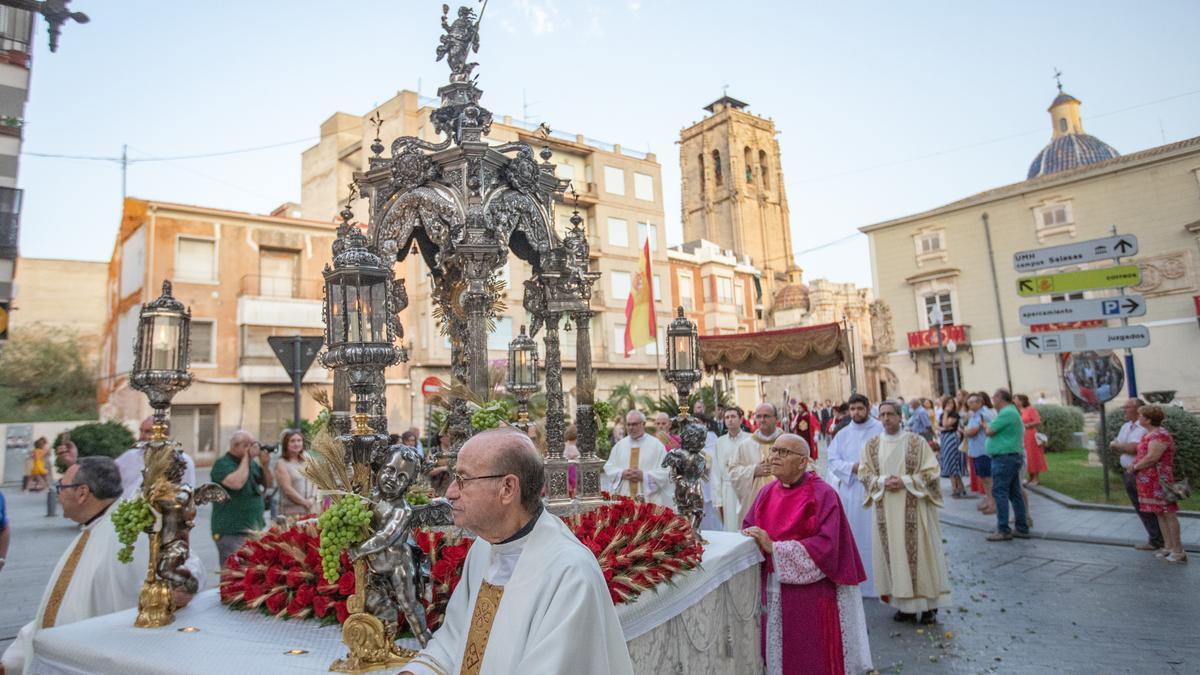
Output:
[{"xmin": 1130, "ymin": 405, "xmax": 1187, "ymax": 563}]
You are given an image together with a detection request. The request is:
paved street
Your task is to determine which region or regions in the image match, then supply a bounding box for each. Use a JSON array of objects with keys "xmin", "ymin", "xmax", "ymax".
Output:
[{"xmin": 2, "ymin": 474, "xmax": 1197, "ymax": 672}]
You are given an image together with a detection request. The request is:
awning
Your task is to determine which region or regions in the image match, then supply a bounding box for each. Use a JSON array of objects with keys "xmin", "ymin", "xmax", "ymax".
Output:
[{"xmin": 699, "ymin": 323, "xmax": 846, "ymax": 376}]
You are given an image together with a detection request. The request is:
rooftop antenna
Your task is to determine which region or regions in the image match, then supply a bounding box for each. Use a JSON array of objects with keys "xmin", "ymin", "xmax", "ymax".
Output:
[{"xmin": 722, "ymin": 83, "xmax": 729, "ymax": 97}]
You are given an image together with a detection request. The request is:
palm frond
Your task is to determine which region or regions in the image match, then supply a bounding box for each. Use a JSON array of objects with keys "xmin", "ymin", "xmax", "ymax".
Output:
[{"xmin": 303, "ymin": 424, "xmax": 353, "ymax": 493}]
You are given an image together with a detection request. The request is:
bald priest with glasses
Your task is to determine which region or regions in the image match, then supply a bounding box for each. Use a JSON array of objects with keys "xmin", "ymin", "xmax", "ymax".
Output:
[
  {"xmin": 3, "ymin": 457, "xmax": 204, "ymax": 674},
  {"xmin": 402, "ymin": 428, "xmax": 633, "ymax": 675}
]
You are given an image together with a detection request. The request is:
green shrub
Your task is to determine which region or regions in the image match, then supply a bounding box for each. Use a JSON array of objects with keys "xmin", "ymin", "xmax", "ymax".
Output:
[
  {"xmin": 1034, "ymin": 404, "xmax": 1085, "ymax": 452},
  {"xmin": 55, "ymin": 420, "xmax": 136, "ymax": 461},
  {"xmin": 1104, "ymin": 405, "xmax": 1200, "ymax": 481}
]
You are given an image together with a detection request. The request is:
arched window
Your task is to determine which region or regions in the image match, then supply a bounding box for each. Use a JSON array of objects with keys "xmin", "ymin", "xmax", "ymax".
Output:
[
  {"xmin": 712, "ymin": 150, "xmax": 723, "ymax": 184},
  {"xmin": 1058, "ymin": 118, "xmax": 1068, "ymax": 133},
  {"xmin": 758, "ymin": 150, "xmax": 770, "ymax": 189},
  {"xmin": 744, "ymin": 146, "xmax": 753, "ymax": 183},
  {"xmin": 698, "ymin": 153, "xmax": 705, "ymax": 191}
]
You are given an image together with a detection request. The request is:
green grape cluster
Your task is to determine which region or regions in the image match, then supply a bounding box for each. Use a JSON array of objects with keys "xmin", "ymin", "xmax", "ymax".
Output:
[
  {"xmin": 317, "ymin": 496, "xmax": 372, "ymax": 583},
  {"xmin": 471, "ymin": 400, "xmax": 511, "ymax": 431},
  {"xmin": 111, "ymin": 498, "xmax": 154, "ymax": 564}
]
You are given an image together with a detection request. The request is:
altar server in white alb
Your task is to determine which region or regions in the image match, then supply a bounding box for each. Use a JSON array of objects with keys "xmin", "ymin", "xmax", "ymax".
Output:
[
  {"xmin": 713, "ymin": 406, "xmax": 750, "ymax": 531},
  {"xmin": 603, "ymin": 409, "xmax": 674, "ymax": 508},
  {"xmin": 403, "ymin": 429, "xmax": 633, "ymax": 675},
  {"xmin": 2, "ymin": 457, "xmax": 204, "ymax": 675},
  {"xmin": 825, "ymin": 393, "xmax": 884, "ymax": 598}
]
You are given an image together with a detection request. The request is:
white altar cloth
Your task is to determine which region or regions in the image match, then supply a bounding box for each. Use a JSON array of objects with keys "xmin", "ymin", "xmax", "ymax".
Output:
[{"xmin": 31, "ymin": 531, "xmax": 761, "ymax": 675}]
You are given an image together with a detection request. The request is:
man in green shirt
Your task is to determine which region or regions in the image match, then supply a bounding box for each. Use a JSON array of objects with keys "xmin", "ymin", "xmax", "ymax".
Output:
[
  {"xmin": 210, "ymin": 430, "xmax": 274, "ymax": 566},
  {"xmin": 982, "ymin": 389, "xmax": 1030, "ymax": 541}
]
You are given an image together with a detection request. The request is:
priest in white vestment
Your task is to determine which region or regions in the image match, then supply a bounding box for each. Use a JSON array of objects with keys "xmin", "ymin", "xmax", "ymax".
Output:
[
  {"xmin": 826, "ymin": 393, "xmax": 884, "ymax": 597},
  {"xmin": 859, "ymin": 401, "xmax": 953, "ymax": 624},
  {"xmin": 713, "ymin": 407, "xmax": 751, "ymax": 531},
  {"xmin": 404, "ymin": 429, "xmax": 632, "ymax": 675},
  {"xmin": 602, "ymin": 409, "xmax": 673, "ymax": 508},
  {"xmin": 728, "ymin": 403, "xmax": 785, "ymax": 525},
  {"xmin": 115, "ymin": 416, "xmax": 196, "ymax": 495},
  {"xmin": 3, "ymin": 457, "xmax": 204, "ymax": 675}
]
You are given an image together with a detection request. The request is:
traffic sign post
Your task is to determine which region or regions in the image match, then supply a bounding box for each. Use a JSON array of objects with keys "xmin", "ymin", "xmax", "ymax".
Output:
[
  {"xmin": 1013, "ymin": 235, "xmax": 1138, "ymax": 273},
  {"xmin": 1018, "ymin": 295, "xmax": 1146, "ymax": 325},
  {"xmin": 1016, "ymin": 265, "xmax": 1141, "ymax": 297},
  {"xmin": 268, "ymin": 335, "xmax": 326, "ymax": 431}
]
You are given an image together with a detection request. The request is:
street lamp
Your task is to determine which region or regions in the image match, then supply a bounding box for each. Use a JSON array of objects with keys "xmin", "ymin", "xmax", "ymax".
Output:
[
  {"xmin": 506, "ymin": 324, "xmax": 540, "ymax": 430},
  {"xmin": 928, "ymin": 304, "xmax": 950, "ymax": 397},
  {"xmin": 130, "ymin": 280, "xmax": 193, "ymax": 439},
  {"xmin": 664, "ymin": 306, "xmax": 701, "ymax": 410}
]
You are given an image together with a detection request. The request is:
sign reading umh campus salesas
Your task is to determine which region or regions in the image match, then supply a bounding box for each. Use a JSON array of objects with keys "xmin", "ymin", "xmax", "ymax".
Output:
[
  {"xmin": 1016, "ymin": 265, "xmax": 1141, "ymax": 297},
  {"xmin": 1012, "ymin": 235, "xmax": 1138, "ymax": 273},
  {"xmin": 907, "ymin": 324, "xmax": 968, "ymax": 351}
]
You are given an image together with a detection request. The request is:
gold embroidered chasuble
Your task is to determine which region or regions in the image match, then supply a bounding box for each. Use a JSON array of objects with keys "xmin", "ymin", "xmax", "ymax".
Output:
[
  {"xmin": 460, "ymin": 581, "xmax": 505, "ymax": 675},
  {"xmin": 626, "ymin": 447, "xmax": 641, "ymax": 498},
  {"xmin": 859, "ymin": 431, "xmax": 953, "ymax": 614},
  {"xmin": 751, "ymin": 429, "xmax": 783, "ymax": 491}
]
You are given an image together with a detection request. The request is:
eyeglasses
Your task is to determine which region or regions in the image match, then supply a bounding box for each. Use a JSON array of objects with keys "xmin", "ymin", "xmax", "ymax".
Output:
[
  {"xmin": 769, "ymin": 447, "xmax": 807, "ymax": 458},
  {"xmin": 451, "ymin": 472, "xmax": 509, "ymax": 491},
  {"xmin": 55, "ymin": 481, "xmax": 85, "ymax": 494}
]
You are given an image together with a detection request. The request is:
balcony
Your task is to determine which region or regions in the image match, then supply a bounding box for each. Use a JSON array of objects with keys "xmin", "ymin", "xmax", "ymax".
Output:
[
  {"xmin": 236, "ymin": 275, "xmax": 323, "ymax": 328},
  {"xmin": 0, "ymin": 186, "xmax": 21, "ymax": 259}
]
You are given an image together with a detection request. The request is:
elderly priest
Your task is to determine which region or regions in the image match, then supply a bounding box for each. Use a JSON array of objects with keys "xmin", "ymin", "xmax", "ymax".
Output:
[
  {"xmin": 602, "ymin": 409, "xmax": 674, "ymax": 508},
  {"xmin": 742, "ymin": 434, "xmax": 873, "ymax": 675},
  {"xmin": 403, "ymin": 429, "xmax": 633, "ymax": 675},
  {"xmin": 2, "ymin": 457, "xmax": 204, "ymax": 674}
]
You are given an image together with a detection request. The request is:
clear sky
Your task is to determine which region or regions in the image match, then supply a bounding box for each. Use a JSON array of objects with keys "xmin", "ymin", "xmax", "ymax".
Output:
[{"xmin": 16, "ymin": 0, "xmax": 1200, "ymax": 288}]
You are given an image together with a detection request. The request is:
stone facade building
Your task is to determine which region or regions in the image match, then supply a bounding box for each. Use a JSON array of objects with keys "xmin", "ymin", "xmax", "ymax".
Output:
[
  {"xmin": 0, "ymin": 6, "xmax": 34, "ymax": 341},
  {"xmin": 862, "ymin": 86, "xmax": 1200, "ymax": 408},
  {"xmin": 10, "ymin": 258, "xmax": 108, "ymax": 357}
]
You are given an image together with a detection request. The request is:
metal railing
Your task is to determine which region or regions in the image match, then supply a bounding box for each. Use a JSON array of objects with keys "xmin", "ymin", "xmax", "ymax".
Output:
[{"xmin": 239, "ymin": 274, "xmax": 323, "ymax": 299}]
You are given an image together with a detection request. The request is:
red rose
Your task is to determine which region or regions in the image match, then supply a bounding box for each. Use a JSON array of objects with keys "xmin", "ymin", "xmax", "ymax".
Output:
[
  {"xmin": 312, "ymin": 594, "xmax": 333, "ymax": 618},
  {"xmin": 219, "ymin": 584, "xmax": 239, "ymax": 603},
  {"xmin": 295, "ymin": 584, "xmax": 316, "ymax": 607},
  {"xmin": 337, "ymin": 570, "xmax": 356, "ymax": 596},
  {"xmin": 286, "ymin": 596, "xmax": 309, "ymax": 617},
  {"xmin": 334, "ymin": 600, "xmax": 350, "ymax": 624},
  {"xmin": 440, "ymin": 543, "xmax": 470, "ymax": 566},
  {"xmin": 431, "ymin": 559, "xmax": 456, "ymax": 582},
  {"xmin": 243, "ymin": 583, "xmax": 266, "ymax": 603},
  {"xmin": 286, "ymin": 567, "xmax": 309, "ymax": 587},
  {"xmin": 265, "ymin": 590, "xmax": 289, "ymax": 614},
  {"xmin": 266, "ymin": 565, "xmax": 286, "ymax": 586},
  {"xmin": 245, "ymin": 567, "xmax": 265, "ymax": 585}
]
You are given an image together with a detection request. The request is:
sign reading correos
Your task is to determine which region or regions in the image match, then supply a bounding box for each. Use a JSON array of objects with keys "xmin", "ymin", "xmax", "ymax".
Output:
[{"xmin": 1016, "ymin": 265, "xmax": 1141, "ymax": 297}]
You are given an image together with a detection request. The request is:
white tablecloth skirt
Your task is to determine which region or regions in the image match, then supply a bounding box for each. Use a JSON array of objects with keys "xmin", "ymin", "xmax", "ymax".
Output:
[{"xmin": 31, "ymin": 531, "xmax": 762, "ymax": 675}]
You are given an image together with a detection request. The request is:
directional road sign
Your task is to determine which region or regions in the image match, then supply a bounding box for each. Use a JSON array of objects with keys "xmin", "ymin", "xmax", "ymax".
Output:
[
  {"xmin": 1018, "ymin": 295, "xmax": 1147, "ymax": 326},
  {"xmin": 1016, "ymin": 265, "xmax": 1141, "ymax": 297},
  {"xmin": 1021, "ymin": 325, "xmax": 1150, "ymax": 354},
  {"xmin": 1013, "ymin": 235, "xmax": 1138, "ymax": 273}
]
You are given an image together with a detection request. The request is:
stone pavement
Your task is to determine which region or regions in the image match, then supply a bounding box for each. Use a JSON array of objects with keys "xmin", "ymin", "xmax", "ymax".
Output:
[
  {"xmin": 937, "ymin": 478, "xmax": 1200, "ymax": 553},
  {"xmin": 867, "ymin": 520, "xmax": 1199, "ymax": 674}
]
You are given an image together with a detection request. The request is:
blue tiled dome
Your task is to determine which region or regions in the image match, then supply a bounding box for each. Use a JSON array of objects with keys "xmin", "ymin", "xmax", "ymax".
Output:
[{"xmin": 1027, "ymin": 133, "xmax": 1119, "ymax": 179}]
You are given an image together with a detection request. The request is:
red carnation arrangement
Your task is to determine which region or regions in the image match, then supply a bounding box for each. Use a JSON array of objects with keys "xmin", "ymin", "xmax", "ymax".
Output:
[{"xmin": 220, "ymin": 496, "xmax": 703, "ymax": 626}]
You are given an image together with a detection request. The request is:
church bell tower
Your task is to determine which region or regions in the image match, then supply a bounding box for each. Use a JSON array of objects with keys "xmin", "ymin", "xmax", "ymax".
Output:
[{"xmin": 679, "ymin": 95, "xmax": 800, "ymax": 309}]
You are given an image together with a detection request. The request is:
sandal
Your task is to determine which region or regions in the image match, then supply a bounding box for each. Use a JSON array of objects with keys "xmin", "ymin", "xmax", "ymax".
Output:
[
  {"xmin": 1154, "ymin": 549, "xmax": 1172, "ymax": 558},
  {"xmin": 1165, "ymin": 553, "xmax": 1189, "ymax": 564}
]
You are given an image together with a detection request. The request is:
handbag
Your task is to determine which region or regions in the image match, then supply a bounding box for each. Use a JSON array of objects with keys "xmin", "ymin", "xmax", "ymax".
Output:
[
  {"xmin": 1034, "ymin": 432, "xmax": 1048, "ymax": 447},
  {"xmin": 1160, "ymin": 473, "xmax": 1192, "ymax": 504}
]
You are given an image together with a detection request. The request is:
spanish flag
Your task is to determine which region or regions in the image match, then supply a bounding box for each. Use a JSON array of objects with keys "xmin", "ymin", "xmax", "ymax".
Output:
[{"xmin": 624, "ymin": 239, "xmax": 657, "ymax": 357}]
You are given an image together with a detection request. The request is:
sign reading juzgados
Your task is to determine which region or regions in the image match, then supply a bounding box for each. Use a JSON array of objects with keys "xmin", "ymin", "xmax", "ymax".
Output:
[{"xmin": 1016, "ymin": 265, "xmax": 1141, "ymax": 297}]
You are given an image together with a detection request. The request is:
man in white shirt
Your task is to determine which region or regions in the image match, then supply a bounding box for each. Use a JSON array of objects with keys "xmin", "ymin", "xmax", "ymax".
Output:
[
  {"xmin": 1110, "ymin": 398, "xmax": 1162, "ymax": 551},
  {"xmin": 402, "ymin": 429, "xmax": 632, "ymax": 675},
  {"xmin": 2, "ymin": 457, "xmax": 203, "ymax": 674},
  {"xmin": 115, "ymin": 417, "xmax": 196, "ymax": 495},
  {"xmin": 712, "ymin": 407, "xmax": 748, "ymax": 531},
  {"xmin": 602, "ymin": 410, "xmax": 673, "ymax": 508}
]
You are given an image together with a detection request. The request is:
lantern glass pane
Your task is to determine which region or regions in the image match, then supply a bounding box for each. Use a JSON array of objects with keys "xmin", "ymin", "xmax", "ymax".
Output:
[
  {"xmin": 150, "ymin": 314, "xmax": 182, "ymax": 370},
  {"xmin": 346, "ymin": 281, "xmax": 362, "ymax": 343},
  {"xmin": 673, "ymin": 335, "xmax": 691, "ymax": 370},
  {"xmin": 516, "ymin": 349, "xmax": 535, "ymax": 386},
  {"xmin": 369, "ymin": 280, "xmax": 388, "ymax": 342},
  {"xmin": 327, "ymin": 281, "xmax": 345, "ymax": 344}
]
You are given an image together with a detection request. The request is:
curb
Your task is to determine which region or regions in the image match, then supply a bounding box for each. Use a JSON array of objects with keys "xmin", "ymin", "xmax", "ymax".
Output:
[
  {"xmin": 1027, "ymin": 483, "xmax": 1200, "ymax": 519},
  {"xmin": 939, "ymin": 514, "xmax": 1200, "ymax": 554}
]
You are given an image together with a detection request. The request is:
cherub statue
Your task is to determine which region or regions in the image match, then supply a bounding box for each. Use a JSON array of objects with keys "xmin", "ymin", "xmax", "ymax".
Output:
[
  {"xmin": 661, "ymin": 420, "xmax": 708, "ymax": 538},
  {"xmin": 350, "ymin": 445, "xmax": 454, "ymax": 646},
  {"xmin": 145, "ymin": 448, "xmax": 228, "ymax": 594},
  {"xmin": 436, "ymin": 4, "xmax": 481, "ymax": 82}
]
